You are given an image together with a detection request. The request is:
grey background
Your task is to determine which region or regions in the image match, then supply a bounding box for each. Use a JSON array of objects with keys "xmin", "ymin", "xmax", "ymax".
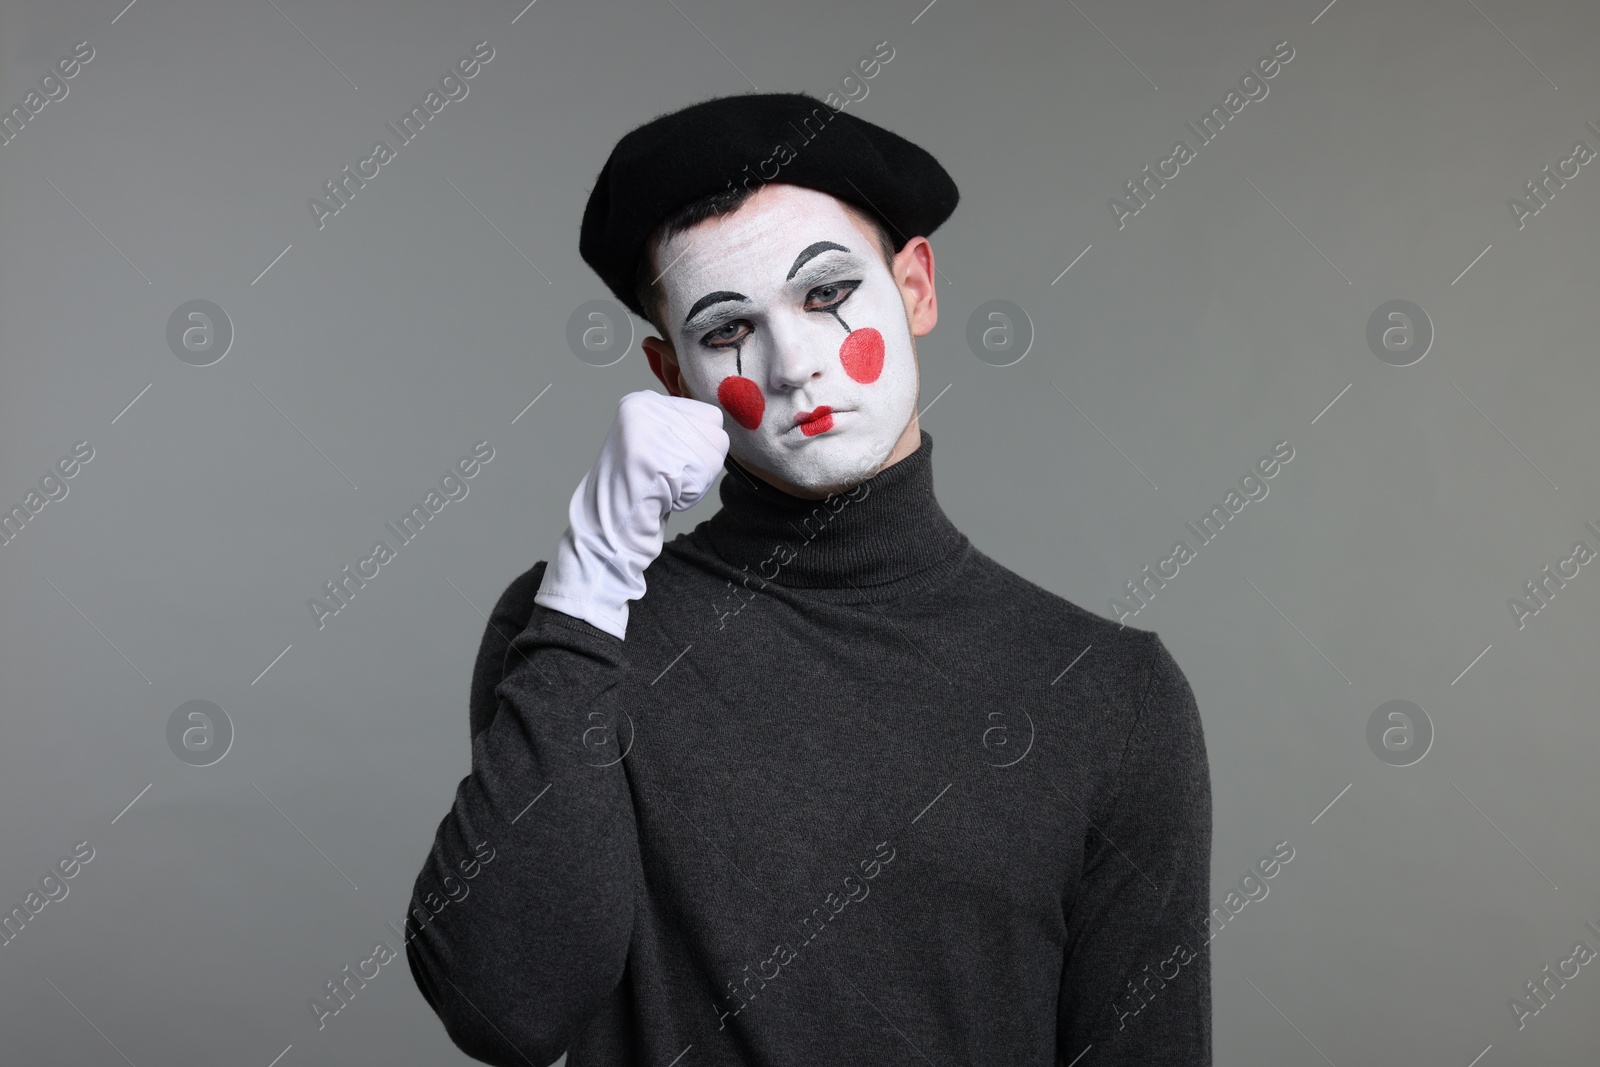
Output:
[{"xmin": 2, "ymin": 0, "xmax": 1596, "ymax": 1063}]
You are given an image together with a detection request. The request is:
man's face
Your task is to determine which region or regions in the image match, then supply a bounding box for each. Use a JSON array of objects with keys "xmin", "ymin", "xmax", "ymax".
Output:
[{"xmin": 650, "ymin": 183, "xmax": 921, "ymax": 494}]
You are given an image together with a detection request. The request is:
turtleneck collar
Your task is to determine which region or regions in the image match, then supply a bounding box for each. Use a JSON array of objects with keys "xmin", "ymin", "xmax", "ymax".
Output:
[{"xmin": 693, "ymin": 429, "xmax": 970, "ymax": 600}]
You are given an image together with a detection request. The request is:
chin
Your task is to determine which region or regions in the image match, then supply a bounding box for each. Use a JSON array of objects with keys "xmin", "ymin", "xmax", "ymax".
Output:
[{"xmin": 745, "ymin": 430, "xmax": 898, "ymax": 496}]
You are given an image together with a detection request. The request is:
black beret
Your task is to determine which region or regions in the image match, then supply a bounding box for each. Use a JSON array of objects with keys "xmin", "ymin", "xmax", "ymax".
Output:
[{"xmin": 579, "ymin": 91, "xmax": 959, "ymax": 319}]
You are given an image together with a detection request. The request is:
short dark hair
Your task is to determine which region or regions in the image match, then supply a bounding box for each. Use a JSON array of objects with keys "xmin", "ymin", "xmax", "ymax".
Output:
[{"xmin": 632, "ymin": 185, "xmax": 900, "ymax": 338}]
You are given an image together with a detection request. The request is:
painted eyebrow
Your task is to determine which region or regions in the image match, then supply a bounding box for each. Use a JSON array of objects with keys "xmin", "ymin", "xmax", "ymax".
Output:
[
  {"xmin": 682, "ymin": 290, "xmax": 750, "ymax": 328},
  {"xmin": 787, "ymin": 241, "xmax": 852, "ymax": 280}
]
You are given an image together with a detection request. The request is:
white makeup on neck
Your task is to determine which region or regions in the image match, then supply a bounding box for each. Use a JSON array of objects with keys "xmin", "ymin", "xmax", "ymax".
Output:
[{"xmin": 652, "ymin": 183, "xmax": 921, "ymax": 496}]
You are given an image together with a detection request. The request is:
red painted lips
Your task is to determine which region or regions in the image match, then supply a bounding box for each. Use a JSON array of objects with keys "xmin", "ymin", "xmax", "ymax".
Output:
[{"xmin": 794, "ymin": 406, "xmax": 835, "ymax": 437}]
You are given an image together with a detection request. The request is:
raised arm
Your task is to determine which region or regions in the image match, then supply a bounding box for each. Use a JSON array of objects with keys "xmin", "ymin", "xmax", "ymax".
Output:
[
  {"xmin": 466, "ymin": 561, "xmax": 545, "ymax": 744},
  {"xmin": 403, "ymin": 390, "xmax": 728, "ymax": 1066},
  {"xmin": 405, "ymin": 598, "xmax": 640, "ymax": 1065}
]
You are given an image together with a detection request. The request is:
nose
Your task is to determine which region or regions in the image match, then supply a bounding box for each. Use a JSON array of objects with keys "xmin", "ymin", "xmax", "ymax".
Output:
[{"xmin": 761, "ymin": 315, "xmax": 832, "ymax": 391}]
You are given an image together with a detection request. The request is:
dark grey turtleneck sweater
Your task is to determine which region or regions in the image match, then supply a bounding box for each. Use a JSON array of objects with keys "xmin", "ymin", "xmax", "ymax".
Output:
[{"xmin": 404, "ymin": 430, "xmax": 1212, "ymax": 1066}]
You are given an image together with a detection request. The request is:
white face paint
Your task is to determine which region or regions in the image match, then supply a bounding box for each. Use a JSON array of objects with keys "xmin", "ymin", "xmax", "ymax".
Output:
[{"xmin": 654, "ymin": 183, "xmax": 920, "ymax": 494}]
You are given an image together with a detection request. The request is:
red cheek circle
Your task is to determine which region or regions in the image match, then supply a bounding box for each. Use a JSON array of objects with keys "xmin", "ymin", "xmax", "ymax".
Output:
[
  {"xmin": 839, "ymin": 328, "xmax": 884, "ymax": 384},
  {"xmin": 717, "ymin": 375, "xmax": 765, "ymax": 430}
]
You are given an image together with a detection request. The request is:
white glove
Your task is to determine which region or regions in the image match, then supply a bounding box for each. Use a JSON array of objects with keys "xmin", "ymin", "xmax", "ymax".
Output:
[{"xmin": 534, "ymin": 390, "xmax": 729, "ymax": 639}]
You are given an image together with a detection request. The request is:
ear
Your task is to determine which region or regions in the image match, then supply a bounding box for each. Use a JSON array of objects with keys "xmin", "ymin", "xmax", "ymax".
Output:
[
  {"xmin": 642, "ymin": 336, "xmax": 692, "ymax": 398},
  {"xmin": 892, "ymin": 236, "xmax": 938, "ymax": 338}
]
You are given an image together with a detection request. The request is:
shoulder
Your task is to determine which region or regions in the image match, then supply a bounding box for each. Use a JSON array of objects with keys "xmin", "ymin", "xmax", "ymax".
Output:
[
  {"xmin": 963, "ymin": 545, "xmax": 1162, "ymax": 680},
  {"xmin": 964, "ymin": 545, "xmax": 1136, "ymax": 631},
  {"xmin": 489, "ymin": 560, "xmax": 549, "ymax": 621},
  {"xmin": 956, "ymin": 550, "xmax": 1208, "ymax": 816},
  {"xmin": 1096, "ymin": 631, "xmax": 1210, "ymax": 832},
  {"xmin": 958, "ymin": 548, "xmax": 1203, "ymax": 754}
]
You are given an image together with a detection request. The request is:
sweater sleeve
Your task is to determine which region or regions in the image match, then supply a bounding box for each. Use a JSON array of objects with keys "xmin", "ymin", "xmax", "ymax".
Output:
[
  {"xmin": 1057, "ymin": 633, "xmax": 1213, "ymax": 1066},
  {"xmin": 467, "ymin": 563, "xmax": 548, "ymax": 744},
  {"xmin": 405, "ymin": 561, "xmax": 642, "ymax": 1067}
]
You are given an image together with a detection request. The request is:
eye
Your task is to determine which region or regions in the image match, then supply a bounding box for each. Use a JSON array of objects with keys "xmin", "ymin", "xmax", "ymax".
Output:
[
  {"xmin": 804, "ymin": 279, "xmax": 861, "ymax": 313},
  {"xmin": 701, "ymin": 320, "xmax": 753, "ymax": 349}
]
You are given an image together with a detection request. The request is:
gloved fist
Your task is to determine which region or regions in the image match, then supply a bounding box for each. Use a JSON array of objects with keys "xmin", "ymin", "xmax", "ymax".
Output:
[{"xmin": 534, "ymin": 390, "xmax": 729, "ymax": 639}]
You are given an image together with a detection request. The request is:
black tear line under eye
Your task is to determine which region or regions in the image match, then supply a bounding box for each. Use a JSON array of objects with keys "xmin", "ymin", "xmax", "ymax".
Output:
[
  {"xmin": 698, "ymin": 323, "xmax": 748, "ymax": 375},
  {"xmin": 810, "ymin": 280, "xmax": 861, "ymax": 333},
  {"xmin": 713, "ymin": 282, "xmax": 858, "ymax": 374}
]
